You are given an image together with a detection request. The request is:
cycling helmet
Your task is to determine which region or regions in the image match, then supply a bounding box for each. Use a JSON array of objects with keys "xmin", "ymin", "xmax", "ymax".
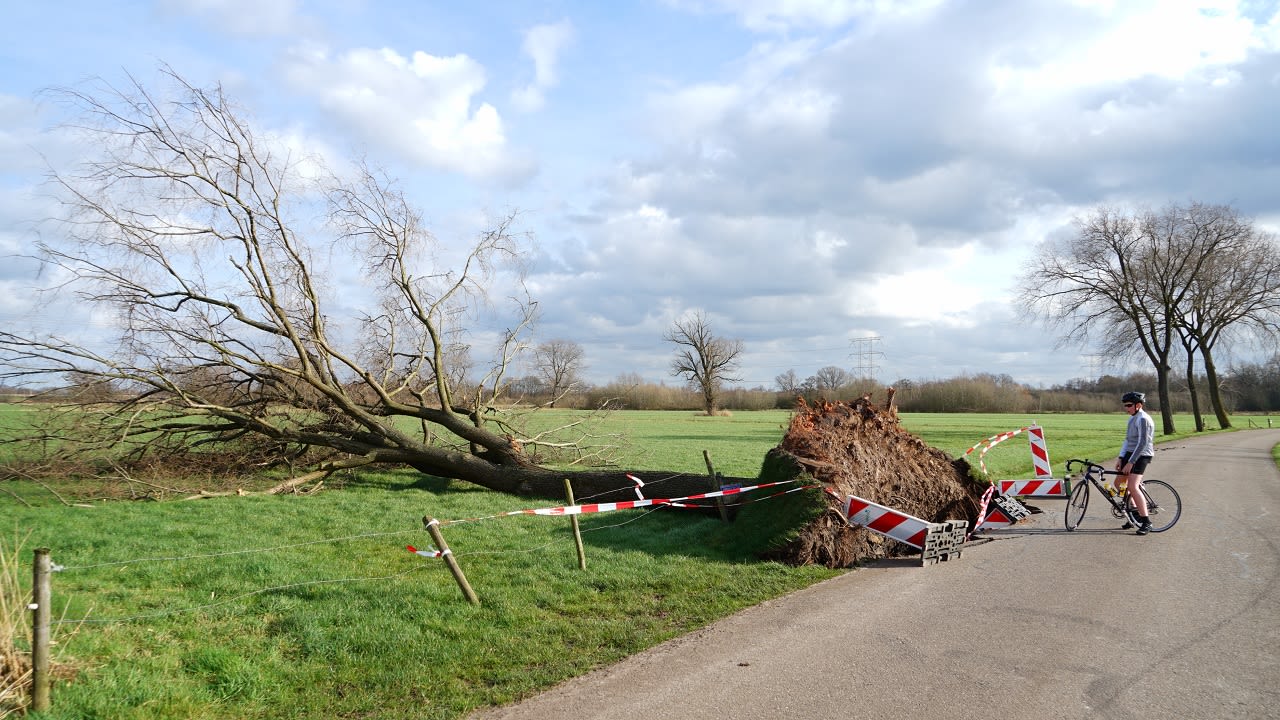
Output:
[{"xmin": 1121, "ymin": 391, "xmax": 1146, "ymax": 404}]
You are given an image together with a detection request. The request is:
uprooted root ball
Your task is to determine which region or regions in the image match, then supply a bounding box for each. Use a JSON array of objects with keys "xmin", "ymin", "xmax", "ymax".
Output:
[{"xmin": 752, "ymin": 396, "xmax": 987, "ymax": 568}]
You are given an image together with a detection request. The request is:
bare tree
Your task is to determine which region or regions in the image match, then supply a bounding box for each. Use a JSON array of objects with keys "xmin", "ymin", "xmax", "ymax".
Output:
[
  {"xmin": 1018, "ymin": 202, "xmax": 1274, "ymax": 434},
  {"xmin": 532, "ymin": 339, "xmax": 586, "ymax": 408},
  {"xmin": 0, "ymin": 68, "xmax": 716, "ymax": 499},
  {"xmin": 774, "ymin": 369, "xmax": 802, "ymax": 394},
  {"xmin": 807, "ymin": 366, "xmax": 852, "ymax": 394},
  {"xmin": 1169, "ymin": 204, "xmax": 1280, "ymax": 429},
  {"xmin": 1018, "ymin": 207, "xmax": 1182, "ymax": 432},
  {"xmin": 664, "ymin": 310, "xmax": 743, "ymax": 416}
]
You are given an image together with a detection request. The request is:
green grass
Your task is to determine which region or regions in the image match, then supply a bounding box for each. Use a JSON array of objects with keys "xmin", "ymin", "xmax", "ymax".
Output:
[{"xmin": 0, "ymin": 409, "xmax": 1251, "ymax": 719}]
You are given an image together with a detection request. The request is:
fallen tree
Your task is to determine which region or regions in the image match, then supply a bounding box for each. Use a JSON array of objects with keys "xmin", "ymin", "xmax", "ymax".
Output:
[
  {"xmin": 1, "ymin": 71, "xmax": 987, "ymax": 555},
  {"xmin": 0, "ymin": 68, "xmax": 738, "ymax": 503}
]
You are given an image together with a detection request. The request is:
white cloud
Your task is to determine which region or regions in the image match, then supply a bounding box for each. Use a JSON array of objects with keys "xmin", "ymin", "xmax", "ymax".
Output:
[
  {"xmin": 512, "ymin": 19, "xmax": 575, "ymax": 112},
  {"xmin": 846, "ymin": 245, "xmax": 986, "ymax": 328},
  {"xmin": 281, "ymin": 44, "xmax": 533, "ymax": 182},
  {"xmin": 990, "ymin": 0, "xmax": 1266, "ymax": 95}
]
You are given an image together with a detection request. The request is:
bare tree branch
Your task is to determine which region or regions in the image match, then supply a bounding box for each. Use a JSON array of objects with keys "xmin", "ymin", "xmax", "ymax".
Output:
[{"xmin": 0, "ymin": 67, "xmax": 717, "ymax": 501}]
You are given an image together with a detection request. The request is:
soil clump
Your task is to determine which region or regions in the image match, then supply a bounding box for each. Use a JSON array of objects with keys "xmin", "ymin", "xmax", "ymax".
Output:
[{"xmin": 760, "ymin": 395, "xmax": 988, "ymax": 568}]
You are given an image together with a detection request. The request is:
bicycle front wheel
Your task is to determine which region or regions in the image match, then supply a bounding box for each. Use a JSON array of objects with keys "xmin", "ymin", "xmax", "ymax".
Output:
[
  {"xmin": 1129, "ymin": 479, "xmax": 1182, "ymax": 532},
  {"xmin": 1065, "ymin": 479, "xmax": 1089, "ymax": 530}
]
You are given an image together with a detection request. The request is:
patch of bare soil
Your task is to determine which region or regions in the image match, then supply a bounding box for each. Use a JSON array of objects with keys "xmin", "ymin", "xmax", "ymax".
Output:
[{"xmin": 762, "ymin": 395, "xmax": 987, "ymax": 568}]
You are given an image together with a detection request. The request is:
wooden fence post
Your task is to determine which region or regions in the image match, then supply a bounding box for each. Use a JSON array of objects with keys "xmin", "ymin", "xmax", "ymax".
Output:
[
  {"xmin": 31, "ymin": 547, "xmax": 51, "ymax": 712},
  {"xmin": 563, "ymin": 479, "xmax": 587, "ymax": 570},
  {"xmin": 702, "ymin": 450, "xmax": 731, "ymax": 523},
  {"xmin": 422, "ymin": 518, "xmax": 480, "ymax": 606}
]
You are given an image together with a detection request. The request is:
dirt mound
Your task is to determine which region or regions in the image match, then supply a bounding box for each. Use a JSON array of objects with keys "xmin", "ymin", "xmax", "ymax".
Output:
[{"xmin": 760, "ymin": 395, "xmax": 987, "ymax": 568}]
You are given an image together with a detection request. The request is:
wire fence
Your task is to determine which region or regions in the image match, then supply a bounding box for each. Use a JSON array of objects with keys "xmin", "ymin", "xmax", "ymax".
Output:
[{"xmin": 36, "ymin": 474, "xmax": 811, "ymax": 626}]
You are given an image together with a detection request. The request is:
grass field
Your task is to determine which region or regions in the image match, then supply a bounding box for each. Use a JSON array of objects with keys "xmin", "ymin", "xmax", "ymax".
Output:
[{"xmin": 0, "ymin": 408, "xmax": 1248, "ymax": 719}]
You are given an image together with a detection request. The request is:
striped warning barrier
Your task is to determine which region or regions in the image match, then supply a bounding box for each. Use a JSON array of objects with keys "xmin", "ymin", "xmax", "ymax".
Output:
[
  {"xmin": 625, "ymin": 473, "xmax": 646, "ymax": 499},
  {"xmin": 965, "ymin": 424, "xmax": 1069, "ymax": 506},
  {"xmin": 841, "ymin": 494, "xmax": 968, "ymax": 565},
  {"xmin": 976, "ymin": 493, "xmax": 1033, "ymax": 529},
  {"xmin": 977, "ymin": 503, "xmax": 1017, "ymax": 529},
  {"xmin": 843, "ymin": 495, "xmax": 932, "ymax": 549},
  {"xmin": 998, "ymin": 479, "xmax": 1067, "ymax": 497},
  {"xmin": 1028, "ymin": 425, "xmax": 1052, "ymax": 479}
]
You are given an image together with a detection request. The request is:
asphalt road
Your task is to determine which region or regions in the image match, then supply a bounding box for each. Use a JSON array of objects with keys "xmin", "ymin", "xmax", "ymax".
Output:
[{"xmin": 469, "ymin": 429, "xmax": 1280, "ymax": 720}]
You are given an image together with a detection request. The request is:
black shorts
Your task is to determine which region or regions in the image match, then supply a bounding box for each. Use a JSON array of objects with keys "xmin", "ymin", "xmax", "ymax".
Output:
[{"xmin": 1121, "ymin": 454, "xmax": 1152, "ymax": 474}]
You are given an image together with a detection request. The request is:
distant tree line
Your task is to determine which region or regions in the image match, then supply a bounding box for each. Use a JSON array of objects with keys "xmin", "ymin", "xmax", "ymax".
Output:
[
  {"xmin": 12, "ymin": 356, "xmax": 1280, "ymax": 420},
  {"xmin": 371, "ymin": 358, "xmax": 1280, "ymax": 416}
]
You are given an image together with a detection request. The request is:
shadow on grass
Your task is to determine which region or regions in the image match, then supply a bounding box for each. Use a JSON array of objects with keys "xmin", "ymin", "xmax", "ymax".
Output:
[{"xmin": 342, "ymin": 468, "xmax": 492, "ymax": 495}]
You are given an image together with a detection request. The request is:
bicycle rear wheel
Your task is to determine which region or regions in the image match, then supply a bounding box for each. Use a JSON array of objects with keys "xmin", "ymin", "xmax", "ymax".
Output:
[
  {"xmin": 1065, "ymin": 479, "xmax": 1089, "ymax": 530},
  {"xmin": 1127, "ymin": 479, "xmax": 1182, "ymax": 532}
]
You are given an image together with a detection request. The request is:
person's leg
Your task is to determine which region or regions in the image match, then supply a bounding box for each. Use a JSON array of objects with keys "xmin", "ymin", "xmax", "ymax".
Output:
[
  {"xmin": 1128, "ymin": 473, "xmax": 1148, "ymax": 516},
  {"xmin": 1128, "ymin": 455, "xmax": 1152, "ymax": 533}
]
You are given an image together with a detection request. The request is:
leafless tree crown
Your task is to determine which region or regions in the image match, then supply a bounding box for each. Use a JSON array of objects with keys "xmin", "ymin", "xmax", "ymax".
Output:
[
  {"xmin": 1017, "ymin": 201, "xmax": 1280, "ymax": 433},
  {"xmin": 0, "ymin": 68, "xmax": 656, "ymax": 498},
  {"xmin": 664, "ymin": 310, "xmax": 743, "ymax": 415}
]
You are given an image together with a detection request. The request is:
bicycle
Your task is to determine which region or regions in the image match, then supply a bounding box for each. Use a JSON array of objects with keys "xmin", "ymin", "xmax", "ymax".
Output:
[{"xmin": 1063, "ymin": 458, "xmax": 1182, "ymax": 532}]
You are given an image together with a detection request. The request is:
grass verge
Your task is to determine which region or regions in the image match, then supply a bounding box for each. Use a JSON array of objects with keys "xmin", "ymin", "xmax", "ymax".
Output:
[{"xmin": 0, "ymin": 409, "xmax": 1251, "ymax": 719}]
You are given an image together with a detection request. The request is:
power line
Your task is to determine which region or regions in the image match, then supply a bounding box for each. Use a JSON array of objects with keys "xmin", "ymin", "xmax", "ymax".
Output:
[{"xmin": 849, "ymin": 336, "xmax": 883, "ymax": 380}]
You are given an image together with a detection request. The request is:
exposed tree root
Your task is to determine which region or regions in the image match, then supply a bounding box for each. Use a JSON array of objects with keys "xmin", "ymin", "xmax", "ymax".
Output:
[{"xmin": 760, "ymin": 396, "xmax": 987, "ymax": 568}]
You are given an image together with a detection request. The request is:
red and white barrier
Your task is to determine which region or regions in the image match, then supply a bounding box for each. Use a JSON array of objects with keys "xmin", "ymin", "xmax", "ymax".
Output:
[
  {"xmin": 840, "ymin": 493, "xmax": 967, "ymax": 564},
  {"xmin": 976, "ymin": 504, "xmax": 1018, "ymax": 529},
  {"xmin": 842, "ymin": 495, "xmax": 932, "ymax": 549},
  {"xmin": 1028, "ymin": 425, "xmax": 1052, "ymax": 478},
  {"xmin": 974, "ymin": 493, "xmax": 1033, "ymax": 530},
  {"xmin": 965, "ymin": 424, "xmax": 1068, "ymax": 503},
  {"xmin": 406, "ymin": 545, "xmax": 446, "ymax": 559},
  {"xmin": 997, "ymin": 479, "xmax": 1066, "ymax": 497}
]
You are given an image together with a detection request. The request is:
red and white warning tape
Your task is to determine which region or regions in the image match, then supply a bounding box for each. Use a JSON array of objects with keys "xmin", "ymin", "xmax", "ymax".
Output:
[
  {"xmin": 963, "ymin": 424, "xmax": 1051, "ymax": 478},
  {"xmin": 625, "ymin": 473, "xmax": 646, "ymax": 499},
  {"xmin": 501, "ymin": 479, "xmax": 801, "ymax": 517},
  {"xmin": 406, "ymin": 481, "xmax": 819, "ymax": 561},
  {"xmin": 406, "ymin": 545, "xmax": 448, "ymax": 558},
  {"xmin": 968, "ymin": 484, "xmax": 995, "ymax": 539}
]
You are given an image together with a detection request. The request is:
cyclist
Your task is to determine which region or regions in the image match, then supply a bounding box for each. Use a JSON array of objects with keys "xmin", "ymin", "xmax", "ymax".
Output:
[{"xmin": 1116, "ymin": 391, "xmax": 1155, "ymax": 535}]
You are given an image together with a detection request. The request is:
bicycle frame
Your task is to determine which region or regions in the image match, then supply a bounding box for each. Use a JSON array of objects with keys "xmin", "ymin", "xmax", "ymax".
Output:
[
  {"xmin": 1064, "ymin": 458, "xmax": 1141, "ymax": 530},
  {"xmin": 1078, "ymin": 463, "xmax": 1130, "ymax": 513},
  {"xmin": 1063, "ymin": 457, "xmax": 1182, "ymax": 533}
]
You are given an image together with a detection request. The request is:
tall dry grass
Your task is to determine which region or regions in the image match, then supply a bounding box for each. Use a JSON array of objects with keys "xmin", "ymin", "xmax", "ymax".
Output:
[{"xmin": 0, "ymin": 533, "xmax": 31, "ymax": 718}]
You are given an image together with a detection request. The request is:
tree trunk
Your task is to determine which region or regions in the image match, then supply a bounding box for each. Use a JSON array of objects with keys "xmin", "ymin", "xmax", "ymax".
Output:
[
  {"xmin": 1184, "ymin": 348, "xmax": 1205, "ymax": 432},
  {"xmin": 1155, "ymin": 363, "xmax": 1177, "ymax": 434},
  {"xmin": 1201, "ymin": 345, "xmax": 1233, "ymax": 429},
  {"xmin": 408, "ymin": 454, "xmax": 749, "ymax": 503}
]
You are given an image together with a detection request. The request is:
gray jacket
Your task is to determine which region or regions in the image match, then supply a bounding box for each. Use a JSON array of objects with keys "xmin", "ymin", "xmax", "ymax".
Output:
[{"xmin": 1121, "ymin": 409, "xmax": 1155, "ymax": 459}]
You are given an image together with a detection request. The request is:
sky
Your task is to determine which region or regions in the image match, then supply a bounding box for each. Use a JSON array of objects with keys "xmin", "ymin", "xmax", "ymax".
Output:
[{"xmin": 2, "ymin": 0, "xmax": 1278, "ymax": 390}]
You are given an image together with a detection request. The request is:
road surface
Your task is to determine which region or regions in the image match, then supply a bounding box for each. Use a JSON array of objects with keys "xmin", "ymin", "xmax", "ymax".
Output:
[{"xmin": 469, "ymin": 429, "xmax": 1280, "ymax": 720}]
